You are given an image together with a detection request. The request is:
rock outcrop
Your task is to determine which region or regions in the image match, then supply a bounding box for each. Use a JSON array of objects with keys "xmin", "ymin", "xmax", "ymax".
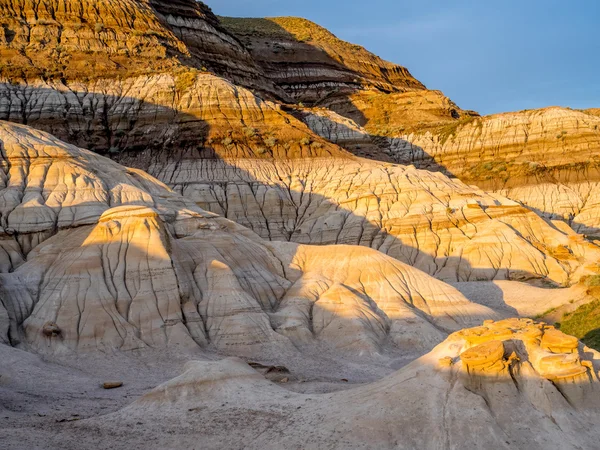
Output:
[
  {"xmin": 3, "ymin": 72, "xmax": 597, "ymax": 285},
  {"xmin": 0, "ymin": 0, "xmax": 286, "ymax": 96},
  {"xmin": 61, "ymin": 319, "xmax": 600, "ymax": 450},
  {"xmin": 152, "ymin": 153, "xmax": 600, "ymax": 285},
  {"xmin": 395, "ymin": 108, "xmax": 600, "ymax": 235},
  {"xmin": 0, "ymin": 121, "xmax": 500, "ymax": 358},
  {"xmin": 305, "ymin": 104, "xmax": 600, "ymax": 236},
  {"xmin": 3, "ymin": 1, "xmax": 600, "ymax": 247},
  {"xmin": 219, "ymin": 16, "xmax": 425, "ymax": 103},
  {"xmin": 1, "ymin": 3, "xmax": 600, "ymax": 448},
  {"xmin": 0, "ymin": 72, "xmax": 338, "ymax": 156},
  {"xmin": 1, "ymin": 0, "xmax": 600, "ymax": 286}
]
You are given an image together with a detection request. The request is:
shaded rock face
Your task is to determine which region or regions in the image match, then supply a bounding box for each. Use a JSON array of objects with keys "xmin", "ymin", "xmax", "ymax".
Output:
[
  {"xmin": 0, "ymin": 73, "xmax": 341, "ymax": 157},
  {"xmin": 4, "ymin": 74, "xmax": 598, "ymax": 286},
  {"xmin": 1, "ymin": 0, "xmax": 599, "ymax": 287},
  {"xmin": 79, "ymin": 319, "xmax": 600, "ymax": 450},
  {"xmin": 219, "ymin": 16, "xmax": 425, "ymax": 104},
  {"xmin": 153, "ymin": 155, "xmax": 600, "ymax": 285},
  {"xmin": 0, "ymin": 121, "xmax": 499, "ymax": 358}
]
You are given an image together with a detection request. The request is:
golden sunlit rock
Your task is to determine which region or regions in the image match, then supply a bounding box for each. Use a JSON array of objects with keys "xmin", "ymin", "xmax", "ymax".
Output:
[{"xmin": 0, "ymin": 1, "xmax": 599, "ymax": 448}]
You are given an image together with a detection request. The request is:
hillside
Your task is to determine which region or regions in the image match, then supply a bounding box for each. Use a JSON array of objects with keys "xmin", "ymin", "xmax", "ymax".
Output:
[
  {"xmin": 1, "ymin": 1, "xmax": 600, "ymax": 448},
  {"xmin": 219, "ymin": 16, "xmax": 425, "ymax": 102},
  {"xmin": 4, "ymin": 318, "xmax": 600, "ymax": 449},
  {"xmin": 0, "ymin": 0, "xmax": 282, "ymax": 95},
  {"xmin": 1, "ymin": 2, "xmax": 598, "ymax": 286},
  {"xmin": 0, "ymin": 121, "xmax": 502, "ymax": 358}
]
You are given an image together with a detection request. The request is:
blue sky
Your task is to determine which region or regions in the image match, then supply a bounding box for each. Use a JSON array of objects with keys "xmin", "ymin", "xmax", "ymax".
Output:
[{"xmin": 211, "ymin": 0, "xmax": 599, "ymax": 115}]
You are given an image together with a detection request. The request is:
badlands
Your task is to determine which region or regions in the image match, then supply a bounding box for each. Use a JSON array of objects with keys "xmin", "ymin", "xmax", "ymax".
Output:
[{"xmin": 1, "ymin": 0, "xmax": 600, "ymax": 448}]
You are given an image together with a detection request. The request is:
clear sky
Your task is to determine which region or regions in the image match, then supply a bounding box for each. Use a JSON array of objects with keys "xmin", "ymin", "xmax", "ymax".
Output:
[{"xmin": 211, "ymin": 0, "xmax": 599, "ymax": 115}]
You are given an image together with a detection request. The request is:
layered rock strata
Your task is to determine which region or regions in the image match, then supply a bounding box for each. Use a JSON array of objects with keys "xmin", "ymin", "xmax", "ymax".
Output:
[
  {"xmin": 150, "ymin": 154, "xmax": 600, "ymax": 285},
  {"xmin": 0, "ymin": 0, "xmax": 282, "ymax": 96},
  {"xmin": 0, "ymin": 121, "xmax": 499, "ymax": 358},
  {"xmin": 305, "ymin": 104, "xmax": 600, "ymax": 236},
  {"xmin": 379, "ymin": 108, "xmax": 600, "ymax": 234},
  {"xmin": 2, "ymin": 1, "xmax": 600, "ymax": 285},
  {"xmin": 219, "ymin": 16, "xmax": 425, "ymax": 103},
  {"xmin": 3, "ymin": 74, "xmax": 597, "ymax": 285}
]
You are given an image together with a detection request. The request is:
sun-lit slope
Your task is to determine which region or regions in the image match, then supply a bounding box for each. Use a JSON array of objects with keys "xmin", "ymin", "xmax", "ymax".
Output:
[
  {"xmin": 0, "ymin": 71, "xmax": 343, "ymax": 157},
  {"xmin": 302, "ymin": 103, "xmax": 600, "ymax": 237},
  {"xmin": 63, "ymin": 319, "xmax": 600, "ymax": 450},
  {"xmin": 2, "ymin": 1, "xmax": 600, "ymax": 288},
  {"xmin": 383, "ymin": 107, "xmax": 600, "ymax": 234},
  {"xmin": 219, "ymin": 16, "xmax": 425, "ymax": 103},
  {"xmin": 154, "ymin": 151, "xmax": 600, "ymax": 285},
  {"xmin": 4, "ymin": 64, "xmax": 596, "ymax": 286},
  {"xmin": 0, "ymin": 0, "xmax": 283, "ymax": 95},
  {"xmin": 0, "ymin": 121, "xmax": 498, "ymax": 359},
  {"xmin": 2, "ymin": 8, "xmax": 600, "ymax": 287}
]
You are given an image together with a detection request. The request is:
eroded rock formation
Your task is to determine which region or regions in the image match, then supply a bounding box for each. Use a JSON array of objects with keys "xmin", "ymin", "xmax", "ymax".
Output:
[
  {"xmin": 0, "ymin": 0, "xmax": 283, "ymax": 96},
  {"xmin": 3, "ymin": 1, "xmax": 599, "ymax": 286},
  {"xmin": 390, "ymin": 108, "xmax": 600, "ymax": 232},
  {"xmin": 0, "ymin": 121, "xmax": 500, "ymax": 358},
  {"xmin": 153, "ymin": 153, "xmax": 600, "ymax": 285},
  {"xmin": 219, "ymin": 16, "xmax": 425, "ymax": 103},
  {"xmin": 3, "ymin": 71, "xmax": 597, "ymax": 285},
  {"xmin": 305, "ymin": 104, "xmax": 600, "ymax": 236},
  {"xmin": 60, "ymin": 319, "xmax": 600, "ymax": 450}
]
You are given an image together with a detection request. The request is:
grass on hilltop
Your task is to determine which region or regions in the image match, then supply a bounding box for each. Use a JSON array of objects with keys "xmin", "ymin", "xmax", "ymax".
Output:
[
  {"xmin": 556, "ymin": 276, "xmax": 600, "ymax": 350},
  {"xmin": 557, "ymin": 299, "xmax": 600, "ymax": 350}
]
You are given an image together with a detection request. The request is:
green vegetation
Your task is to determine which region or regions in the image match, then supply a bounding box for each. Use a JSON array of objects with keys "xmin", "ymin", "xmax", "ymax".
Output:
[
  {"xmin": 218, "ymin": 16, "xmax": 391, "ymax": 63},
  {"xmin": 462, "ymin": 158, "xmax": 600, "ymax": 182},
  {"xmin": 264, "ymin": 137, "xmax": 278, "ymax": 148},
  {"xmin": 243, "ymin": 127, "xmax": 258, "ymax": 138},
  {"xmin": 534, "ymin": 307, "xmax": 558, "ymax": 319},
  {"xmin": 437, "ymin": 115, "xmax": 479, "ymax": 145},
  {"xmin": 132, "ymin": 30, "xmax": 163, "ymax": 38},
  {"xmin": 219, "ymin": 16, "xmax": 342, "ymax": 45},
  {"xmin": 557, "ymin": 300, "xmax": 600, "ymax": 350},
  {"xmin": 586, "ymin": 275, "xmax": 600, "ymax": 287},
  {"xmin": 36, "ymin": 19, "xmax": 57, "ymax": 26},
  {"xmin": 466, "ymin": 161, "xmax": 513, "ymax": 181}
]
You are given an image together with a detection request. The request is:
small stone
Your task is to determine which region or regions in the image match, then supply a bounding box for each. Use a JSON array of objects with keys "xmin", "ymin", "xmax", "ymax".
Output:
[
  {"xmin": 42, "ymin": 322, "xmax": 61, "ymax": 337},
  {"xmin": 280, "ymin": 377, "xmax": 289, "ymax": 383},
  {"xmin": 102, "ymin": 381, "xmax": 123, "ymax": 389}
]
